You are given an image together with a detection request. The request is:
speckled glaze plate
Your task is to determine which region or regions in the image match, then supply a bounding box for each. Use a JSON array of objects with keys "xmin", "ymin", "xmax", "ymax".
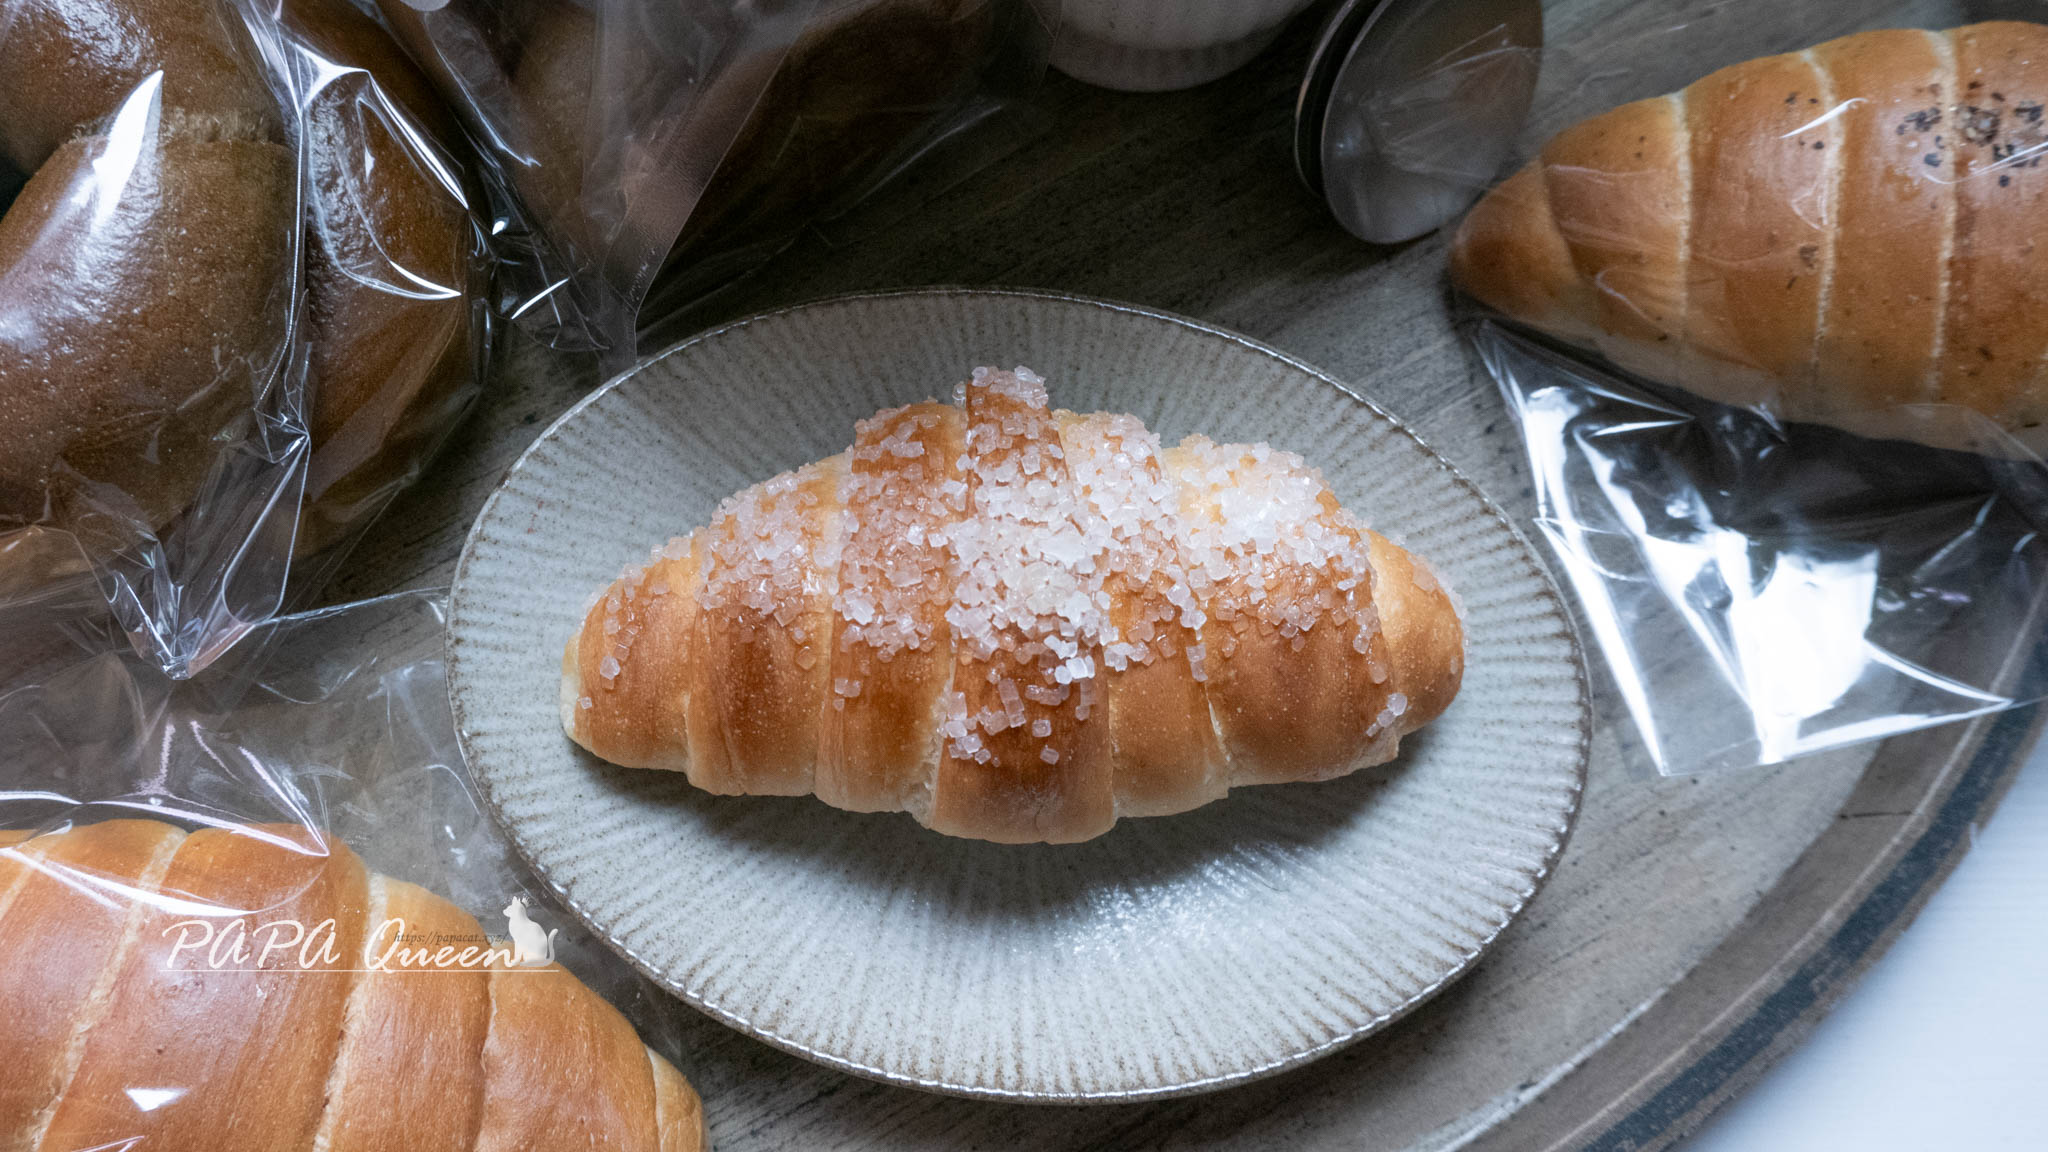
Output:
[{"xmin": 445, "ymin": 289, "xmax": 1590, "ymax": 1101}]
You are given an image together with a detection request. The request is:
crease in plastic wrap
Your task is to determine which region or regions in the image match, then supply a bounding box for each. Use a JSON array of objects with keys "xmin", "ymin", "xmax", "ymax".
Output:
[
  {"xmin": 373, "ymin": 0, "xmax": 1055, "ymax": 362},
  {"xmin": 1451, "ymin": 1, "xmax": 2048, "ymax": 773},
  {"xmin": 0, "ymin": 0, "xmax": 490, "ymax": 679},
  {"xmin": 0, "ymin": 590, "xmax": 703, "ymax": 1150}
]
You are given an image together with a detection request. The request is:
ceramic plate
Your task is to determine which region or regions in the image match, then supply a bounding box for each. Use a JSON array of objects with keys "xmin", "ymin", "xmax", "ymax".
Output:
[{"xmin": 446, "ymin": 289, "xmax": 1589, "ymax": 1101}]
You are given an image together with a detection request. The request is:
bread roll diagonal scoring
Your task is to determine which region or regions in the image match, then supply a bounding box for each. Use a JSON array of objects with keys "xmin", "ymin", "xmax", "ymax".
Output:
[
  {"xmin": 563, "ymin": 368, "xmax": 1465, "ymax": 844},
  {"xmin": 1450, "ymin": 21, "xmax": 2048, "ymax": 455},
  {"xmin": 0, "ymin": 820, "xmax": 708, "ymax": 1152}
]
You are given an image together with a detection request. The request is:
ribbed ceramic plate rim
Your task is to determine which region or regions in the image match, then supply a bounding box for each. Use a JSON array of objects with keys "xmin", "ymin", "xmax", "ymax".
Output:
[{"xmin": 447, "ymin": 287, "xmax": 1591, "ymax": 1103}]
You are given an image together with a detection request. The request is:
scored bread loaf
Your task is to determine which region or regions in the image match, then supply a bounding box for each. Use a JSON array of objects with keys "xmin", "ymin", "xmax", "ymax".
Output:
[
  {"xmin": 1450, "ymin": 21, "xmax": 2048, "ymax": 455},
  {"xmin": 0, "ymin": 818, "xmax": 708, "ymax": 1152},
  {"xmin": 563, "ymin": 368, "xmax": 1464, "ymax": 844}
]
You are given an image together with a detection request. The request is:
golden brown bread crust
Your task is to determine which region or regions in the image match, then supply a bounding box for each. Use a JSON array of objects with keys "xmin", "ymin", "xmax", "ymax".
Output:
[
  {"xmin": 1810, "ymin": 30, "xmax": 1950, "ymax": 415},
  {"xmin": 475, "ymin": 960, "xmax": 661, "ymax": 1152},
  {"xmin": 1366, "ymin": 532, "xmax": 1463, "ymax": 734},
  {"xmin": 1548, "ymin": 93, "xmax": 1689, "ymax": 386},
  {"xmin": 565, "ymin": 373, "xmax": 1466, "ymax": 844},
  {"xmin": 1171, "ymin": 450, "xmax": 1399, "ymax": 790},
  {"xmin": 0, "ymin": 821, "xmax": 708, "ymax": 1152},
  {"xmin": 41, "ymin": 824, "xmax": 371, "ymax": 1152},
  {"xmin": 1447, "ymin": 165, "xmax": 1598, "ymax": 349},
  {"xmin": 929, "ymin": 382, "xmax": 1116, "ymax": 842},
  {"xmin": 818, "ymin": 402, "xmax": 965, "ymax": 816},
  {"xmin": 565, "ymin": 542, "xmax": 703, "ymax": 774},
  {"xmin": 0, "ymin": 820, "xmax": 185, "ymax": 1152},
  {"xmin": 1450, "ymin": 21, "xmax": 2048, "ymax": 454},
  {"xmin": 705, "ymin": 457, "xmax": 842, "ymax": 798},
  {"xmin": 679, "ymin": 548, "xmax": 739, "ymax": 795},
  {"xmin": 317, "ymin": 876, "xmax": 492, "ymax": 1152},
  {"xmin": 649, "ymin": 1051, "xmax": 710, "ymax": 1152},
  {"xmin": 1685, "ymin": 47, "xmax": 1833, "ymax": 407},
  {"xmin": 1065, "ymin": 411, "xmax": 1223, "ymax": 819},
  {"xmin": 1939, "ymin": 23, "xmax": 2048, "ymax": 431},
  {"xmin": 0, "ymin": 128, "xmax": 294, "ymax": 527}
]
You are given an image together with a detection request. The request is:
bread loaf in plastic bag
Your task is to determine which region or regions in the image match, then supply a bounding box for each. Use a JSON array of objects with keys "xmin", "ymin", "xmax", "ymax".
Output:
[
  {"xmin": 0, "ymin": 589, "xmax": 711, "ymax": 1151},
  {"xmin": 1445, "ymin": 0, "xmax": 2048, "ymax": 773},
  {"xmin": 0, "ymin": 0, "xmax": 489, "ymax": 677}
]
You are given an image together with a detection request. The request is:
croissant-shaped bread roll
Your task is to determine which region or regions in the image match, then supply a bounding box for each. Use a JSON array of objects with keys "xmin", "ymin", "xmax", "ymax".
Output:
[
  {"xmin": 1451, "ymin": 21, "xmax": 2048, "ymax": 455},
  {"xmin": 562, "ymin": 368, "xmax": 1464, "ymax": 844},
  {"xmin": 0, "ymin": 819, "xmax": 707, "ymax": 1152}
]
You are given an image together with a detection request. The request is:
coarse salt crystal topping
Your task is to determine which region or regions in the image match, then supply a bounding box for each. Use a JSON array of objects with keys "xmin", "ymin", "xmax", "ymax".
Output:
[
  {"xmin": 939, "ymin": 369, "xmax": 1117, "ymax": 763},
  {"xmin": 590, "ymin": 534, "xmax": 689, "ymax": 690},
  {"xmin": 1164, "ymin": 435, "xmax": 1381, "ymax": 662},
  {"xmin": 833, "ymin": 405, "xmax": 958, "ymax": 662},
  {"xmin": 597, "ymin": 367, "xmax": 1403, "ymax": 768},
  {"xmin": 697, "ymin": 458, "xmax": 841, "ymax": 637}
]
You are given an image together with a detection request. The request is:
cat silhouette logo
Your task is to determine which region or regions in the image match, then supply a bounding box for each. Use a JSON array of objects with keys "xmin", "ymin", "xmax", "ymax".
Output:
[{"xmin": 502, "ymin": 897, "xmax": 558, "ymax": 968}]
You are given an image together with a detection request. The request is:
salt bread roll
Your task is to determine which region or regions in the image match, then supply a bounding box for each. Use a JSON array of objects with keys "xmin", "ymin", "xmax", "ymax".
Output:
[
  {"xmin": 1451, "ymin": 21, "xmax": 2048, "ymax": 456},
  {"xmin": 564, "ymin": 369, "xmax": 1464, "ymax": 844},
  {"xmin": 0, "ymin": 820, "xmax": 710, "ymax": 1152}
]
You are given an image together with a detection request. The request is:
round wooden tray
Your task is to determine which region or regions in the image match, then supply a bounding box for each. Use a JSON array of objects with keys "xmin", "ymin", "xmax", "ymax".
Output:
[{"xmin": 334, "ymin": 1, "xmax": 2044, "ymax": 1144}]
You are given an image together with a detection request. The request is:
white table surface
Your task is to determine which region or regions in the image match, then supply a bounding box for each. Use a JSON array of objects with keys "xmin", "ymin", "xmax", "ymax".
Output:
[{"xmin": 1680, "ymin": 730, "xmax": 2048, "ymax": 1150}]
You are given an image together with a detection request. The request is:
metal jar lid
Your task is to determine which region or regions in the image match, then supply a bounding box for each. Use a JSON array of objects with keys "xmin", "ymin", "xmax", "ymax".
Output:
[{"xmin": 1295, "ymin": 0, "xmax": 1543, "ymax": 245}]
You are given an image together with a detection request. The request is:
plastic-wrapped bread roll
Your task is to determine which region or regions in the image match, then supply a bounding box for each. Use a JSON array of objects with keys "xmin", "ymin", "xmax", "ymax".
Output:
[
  {"xmin": 0, "ymin": 0, "xmax": 278, "ymax": 172},
  {"xmin": 287, "ymin": 0, "xmax": 480, "ymax": 558},
  {"xmin": 0, "ymin": 820, "xmax": 709, "ymax": 1152},
  {"xmin": 0, "ymin": 0, "xmax": 479, "ymax": 565},
  {"xmin": 1451, "ymin": 21, "xmax": 2048, "ymax": 456},
  {"xmin": 0, "ymin": 124, "xmax": 293, "ymax": 526},
  {"xmin": 563, "ymin": 367, "xmax": 1464, "ymax": 844},
  {"xmin": 0, "ymin": 0, "xmax": 296, "ymax": 530},
  {"xmin": 0, "ymin": 820, "xmax": 188, "ymax": 1149}
]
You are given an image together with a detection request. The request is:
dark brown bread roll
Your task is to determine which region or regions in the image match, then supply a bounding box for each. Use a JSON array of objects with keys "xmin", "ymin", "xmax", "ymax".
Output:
[
  {"xmin": 0, "ymin": 0, "xmax": 477, "ymax": 562},
  {"xmin": 669, "ymin": 0, "xmax": 1003, "ymax": 261},
  {"xmin": 505, "ymin": 0, "xmax": 1007, "ymax": 299},
  {"xmin": 508, "ymin": 0, "xmax": 598, "ymax": 226},
  {"xmin": 287, "ymin": 0, "xmax": 479, "ymax": 558},
  {"xmin": 0, "ymin": 124, "xmax": 293, "ymax": 527},
  {"xmin": 0, "ymin": 0, "xmax": 279, "ymax": 171},
  {"xmin": 0, "ymin": 0, "xmax": 288, "ymax": 534}
]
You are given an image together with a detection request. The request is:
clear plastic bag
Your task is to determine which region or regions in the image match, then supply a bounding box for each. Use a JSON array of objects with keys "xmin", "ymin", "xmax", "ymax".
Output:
[
  {"xmin": 0, "ymin": 0, "xmax": 489, "ymax": 679},
  {"xmin": 1450, "ymin": 2, "xmax": 2048, "ymax": 773},
  {"xmin": 0, "ymin": 589, "xmax": 705, "ymax": 1149},
  {"xmin": 282, "ymin": 0, "xmax": 493, "ymax": 580},
  {"xmin": 374, "ymin": 0, "xmax": 1054, "ymax": 362}
]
